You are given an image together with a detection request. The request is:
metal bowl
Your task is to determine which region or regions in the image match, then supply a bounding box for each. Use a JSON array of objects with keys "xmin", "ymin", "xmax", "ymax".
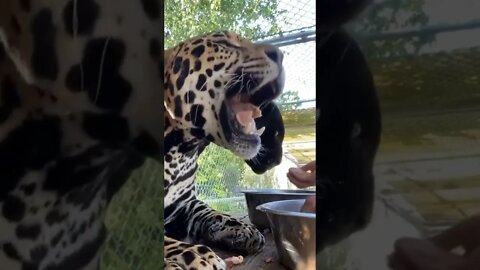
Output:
[
  {"xmin": 257, "ymin": 199, "xmax": 316, "ymax": 270},
  {"xmin": 241, "ymin": 189, "xmax": 315, "ymax": 229}
]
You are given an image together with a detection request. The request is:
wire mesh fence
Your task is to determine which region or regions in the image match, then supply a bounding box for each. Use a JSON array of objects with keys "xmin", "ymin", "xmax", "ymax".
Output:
[
  {"xmin": 274, "ymin": 0, "xmax": 315, "ymax": 33},
  {"xmin": 102, "ymin": 160, "xmax": 163, "ymax": 270}
]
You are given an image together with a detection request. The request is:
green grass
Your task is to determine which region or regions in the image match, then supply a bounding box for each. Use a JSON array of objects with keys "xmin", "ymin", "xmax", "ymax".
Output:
[
  {"xmin": 284, "ymin": 125, "xmax": 316, "ymax": 142},
  {"xmin": 209, "ymin": 200, "xmax": 248, "ymax": 215},
  {"xmin": 360, "ymin": 29, "xmax": 480, "ymax": 159},
  {"xmin": 370, "ymin": 47, "xmax": 480, "ymax": 115},
  {"xmin": 378, "ymin": 109, "xmax": 480, "ymax": 157},
  {"xmin": 389, "ymin": 176, "xmax": 480, "ymax": 193},
  {"xmin": 102, "ymin": 160, "xmax": 164, "ymax": 270},
  {"xmin": 282, "ymin": 109, "xmax": 316, "ymax": 127}
]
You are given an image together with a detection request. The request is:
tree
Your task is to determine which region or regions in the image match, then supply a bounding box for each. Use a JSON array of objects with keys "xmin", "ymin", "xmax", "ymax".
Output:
[
  {"xmin": 164, "ymin": 0, "xmax": 285, "ymax": 48},
  {"xmin": 349, "ymin": 0, "xmax": 434, "ymax": 58},
  {"xmin": 276, "ymin": 90, "xmax": 301, "ymax": 112}
]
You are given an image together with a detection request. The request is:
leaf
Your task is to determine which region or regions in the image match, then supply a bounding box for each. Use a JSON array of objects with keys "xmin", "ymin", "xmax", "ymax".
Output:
[{"xmin": 165, "ymin": 0, "xmax": 285, "ymax": 48}]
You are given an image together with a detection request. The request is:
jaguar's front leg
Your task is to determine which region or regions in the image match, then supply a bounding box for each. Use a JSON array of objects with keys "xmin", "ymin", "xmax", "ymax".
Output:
[{"xmin": 187, "ymin": 199, "xmax": 265, "ymax": 255}]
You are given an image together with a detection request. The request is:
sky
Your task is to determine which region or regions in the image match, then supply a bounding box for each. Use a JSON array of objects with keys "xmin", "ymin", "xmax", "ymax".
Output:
[
  {"xmin": 273, "ymin": 0, "xmax": 316, "ymax": 108},
  {"xmin": 417, "ymin": 0, "xmax": 480, "ymax": 53}
]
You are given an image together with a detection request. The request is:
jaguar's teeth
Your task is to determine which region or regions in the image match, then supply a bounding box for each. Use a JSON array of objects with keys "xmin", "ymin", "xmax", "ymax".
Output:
[
  {"xmin": 240, "ymin": 120, "xmax": 263, "ymax": 136},
  {"xmin": 247, "ymin": 120, "xmax": 256, "ymax": 134},
  {"xmin": 256, "ymin": 126, "xmax": 265, "ymax": 136}
]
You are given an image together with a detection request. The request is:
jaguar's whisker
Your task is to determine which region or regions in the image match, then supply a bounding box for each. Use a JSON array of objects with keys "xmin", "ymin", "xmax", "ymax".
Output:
[
  {"xmin": 72, "ymin": 0, "xmax": 85, "ymax": 94},
  {"xmin": 94, "ymin": 37, "xmax": 111, "ymax": 104}
]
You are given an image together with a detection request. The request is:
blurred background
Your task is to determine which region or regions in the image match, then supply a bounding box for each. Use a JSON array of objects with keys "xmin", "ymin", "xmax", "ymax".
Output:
[{"xmin": 323, "ymin": 0, "xmax": 480, "ymax": 269}]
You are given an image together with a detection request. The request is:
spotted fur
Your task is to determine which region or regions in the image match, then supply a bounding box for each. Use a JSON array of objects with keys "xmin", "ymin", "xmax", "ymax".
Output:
[
  {"xmin": 0, "ymin": 1, "xmax": 162, "ymax": 269},
  {"xmin": 163, "ymin": 31, "xmax": 285, "ymax": 269}
]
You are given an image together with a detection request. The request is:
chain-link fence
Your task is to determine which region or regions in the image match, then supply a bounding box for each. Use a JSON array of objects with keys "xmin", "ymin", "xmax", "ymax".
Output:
[
  {"xmin": 102, "ymin": 160, "xmax": 164, "ymax": 270},
  {"xmin": 101, "ymin": 0, "xmax": 316, "ymax": 269}
]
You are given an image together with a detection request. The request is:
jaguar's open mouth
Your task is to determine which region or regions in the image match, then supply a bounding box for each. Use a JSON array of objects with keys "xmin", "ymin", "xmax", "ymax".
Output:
[
  {"xmin": 227, "ymin": 93, "xmax": 265, "ymax": 137},
  {"xmin": 219, "ymin": 68, "xmax": 285, "ymax": 158}
]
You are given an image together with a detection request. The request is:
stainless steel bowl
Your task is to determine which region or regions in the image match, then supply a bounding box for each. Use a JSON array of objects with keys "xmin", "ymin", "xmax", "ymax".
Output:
[
  {"xmin": 241, "ymin": 189, "xmax": 315, "ymax": 229},
  {"xmin": 257, "ymin": 199, "xmax": 316, "ymax": 270}
]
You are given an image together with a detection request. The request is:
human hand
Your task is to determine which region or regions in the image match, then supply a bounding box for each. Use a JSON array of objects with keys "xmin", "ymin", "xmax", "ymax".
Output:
[
  {"xmin": 286, "ymin": 160, "xmax": 316, "ymax": 188},
  {"xmin": 287, "ymin": 160, "xmax": 316, "ymax": 212},
  {"xmin": 300, "ymin": 196, "xmax": 316, "ymax": 213},
  {"xmin": 388, "ymin": 237, "xmax": 465, "ymax": 270},
  {"xmin": 429, "ymin": 215, "xmax": 480, "ymax": 256},
  {"xmin": 389, "ymin": 215, "xmax": 480, "ymax": 270}
]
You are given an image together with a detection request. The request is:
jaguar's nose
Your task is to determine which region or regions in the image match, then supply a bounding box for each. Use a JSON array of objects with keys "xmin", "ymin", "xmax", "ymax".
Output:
[{"xmin": 263, "ymin": 45, "xmax": 284, "ymax": 66}]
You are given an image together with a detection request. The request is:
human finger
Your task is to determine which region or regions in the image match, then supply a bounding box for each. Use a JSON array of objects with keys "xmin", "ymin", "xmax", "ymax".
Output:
[
  {"xmin": 393, "ymin": 237, "xmax": 464, "ymax": 270},
  {"xmin": 286, "ymin": 171, "xmax": 313, "ymax": 188},
  {"xmin": 287, "ymin": 168, "xmax": 316, "ymax": 187},
  {"xmin": 300, "ymin": 160, "xmax": 316, "ymax": 172}
]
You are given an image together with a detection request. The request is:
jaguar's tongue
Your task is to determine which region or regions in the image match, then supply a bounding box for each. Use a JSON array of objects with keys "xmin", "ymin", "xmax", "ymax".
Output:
[{"xmin": 230, "ymin": 96, "xmax": 264, "ymax": 136}]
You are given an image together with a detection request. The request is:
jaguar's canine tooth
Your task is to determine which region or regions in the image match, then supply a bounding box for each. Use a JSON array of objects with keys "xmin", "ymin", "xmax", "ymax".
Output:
[
  {"xmin": 246, "ymin": 120, "xmax": 255, "ymax": 134},
  {"xmin": 256, "ymin": 126, "xmax": 265, "ymax": 136}
]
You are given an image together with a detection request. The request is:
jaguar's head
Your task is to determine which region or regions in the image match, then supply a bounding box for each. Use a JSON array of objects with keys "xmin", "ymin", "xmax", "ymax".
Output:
[{"xmin": 164, "ymin": 31, "xmax": 285, "ymax": 161}]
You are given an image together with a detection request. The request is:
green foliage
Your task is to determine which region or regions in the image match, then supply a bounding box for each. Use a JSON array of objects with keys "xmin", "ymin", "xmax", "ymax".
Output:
[
  {"xmin": 196, "ymin": 144, "xmax": 246, "ymax": 200},
  {"xmin": 164, "ymin": 0, "xmax": 285, "ymax": 48},
  {"xmin": 196, "ymin": 144, "xmax": 280, "ymax": 202},
  {"xmin": 276, "ymin": 90, "xmax": 301, "ymax": 112},
  {"xmin": 210, "ymin": 200, "xmax": 248, "ymax": 215},
  {"xmin": 102, "ymin": 159, "xmax": 164, "ymax": 270},
  {"xmin": 351, "ymin": 0, "xmax": 435, "ymax": 58},
  {"xmin": 240, "ymin": 165, "xmax": 277, "ymax": 189},
  {"xmin": 356, "ymin": 0, "xmax": 429, "ymax": 32},
  {"xmin": 371, "ymin": 47, "xmax": 480, "ymax": 115},
  {"xmin": 282, "ymin": 107, "xmax": 316, "ymax": 127}
]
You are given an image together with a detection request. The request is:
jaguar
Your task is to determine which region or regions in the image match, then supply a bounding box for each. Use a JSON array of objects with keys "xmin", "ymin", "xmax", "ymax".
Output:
[{"xmin": 163, "ymin": 31, "xmax": 285, "ymax": 269}]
